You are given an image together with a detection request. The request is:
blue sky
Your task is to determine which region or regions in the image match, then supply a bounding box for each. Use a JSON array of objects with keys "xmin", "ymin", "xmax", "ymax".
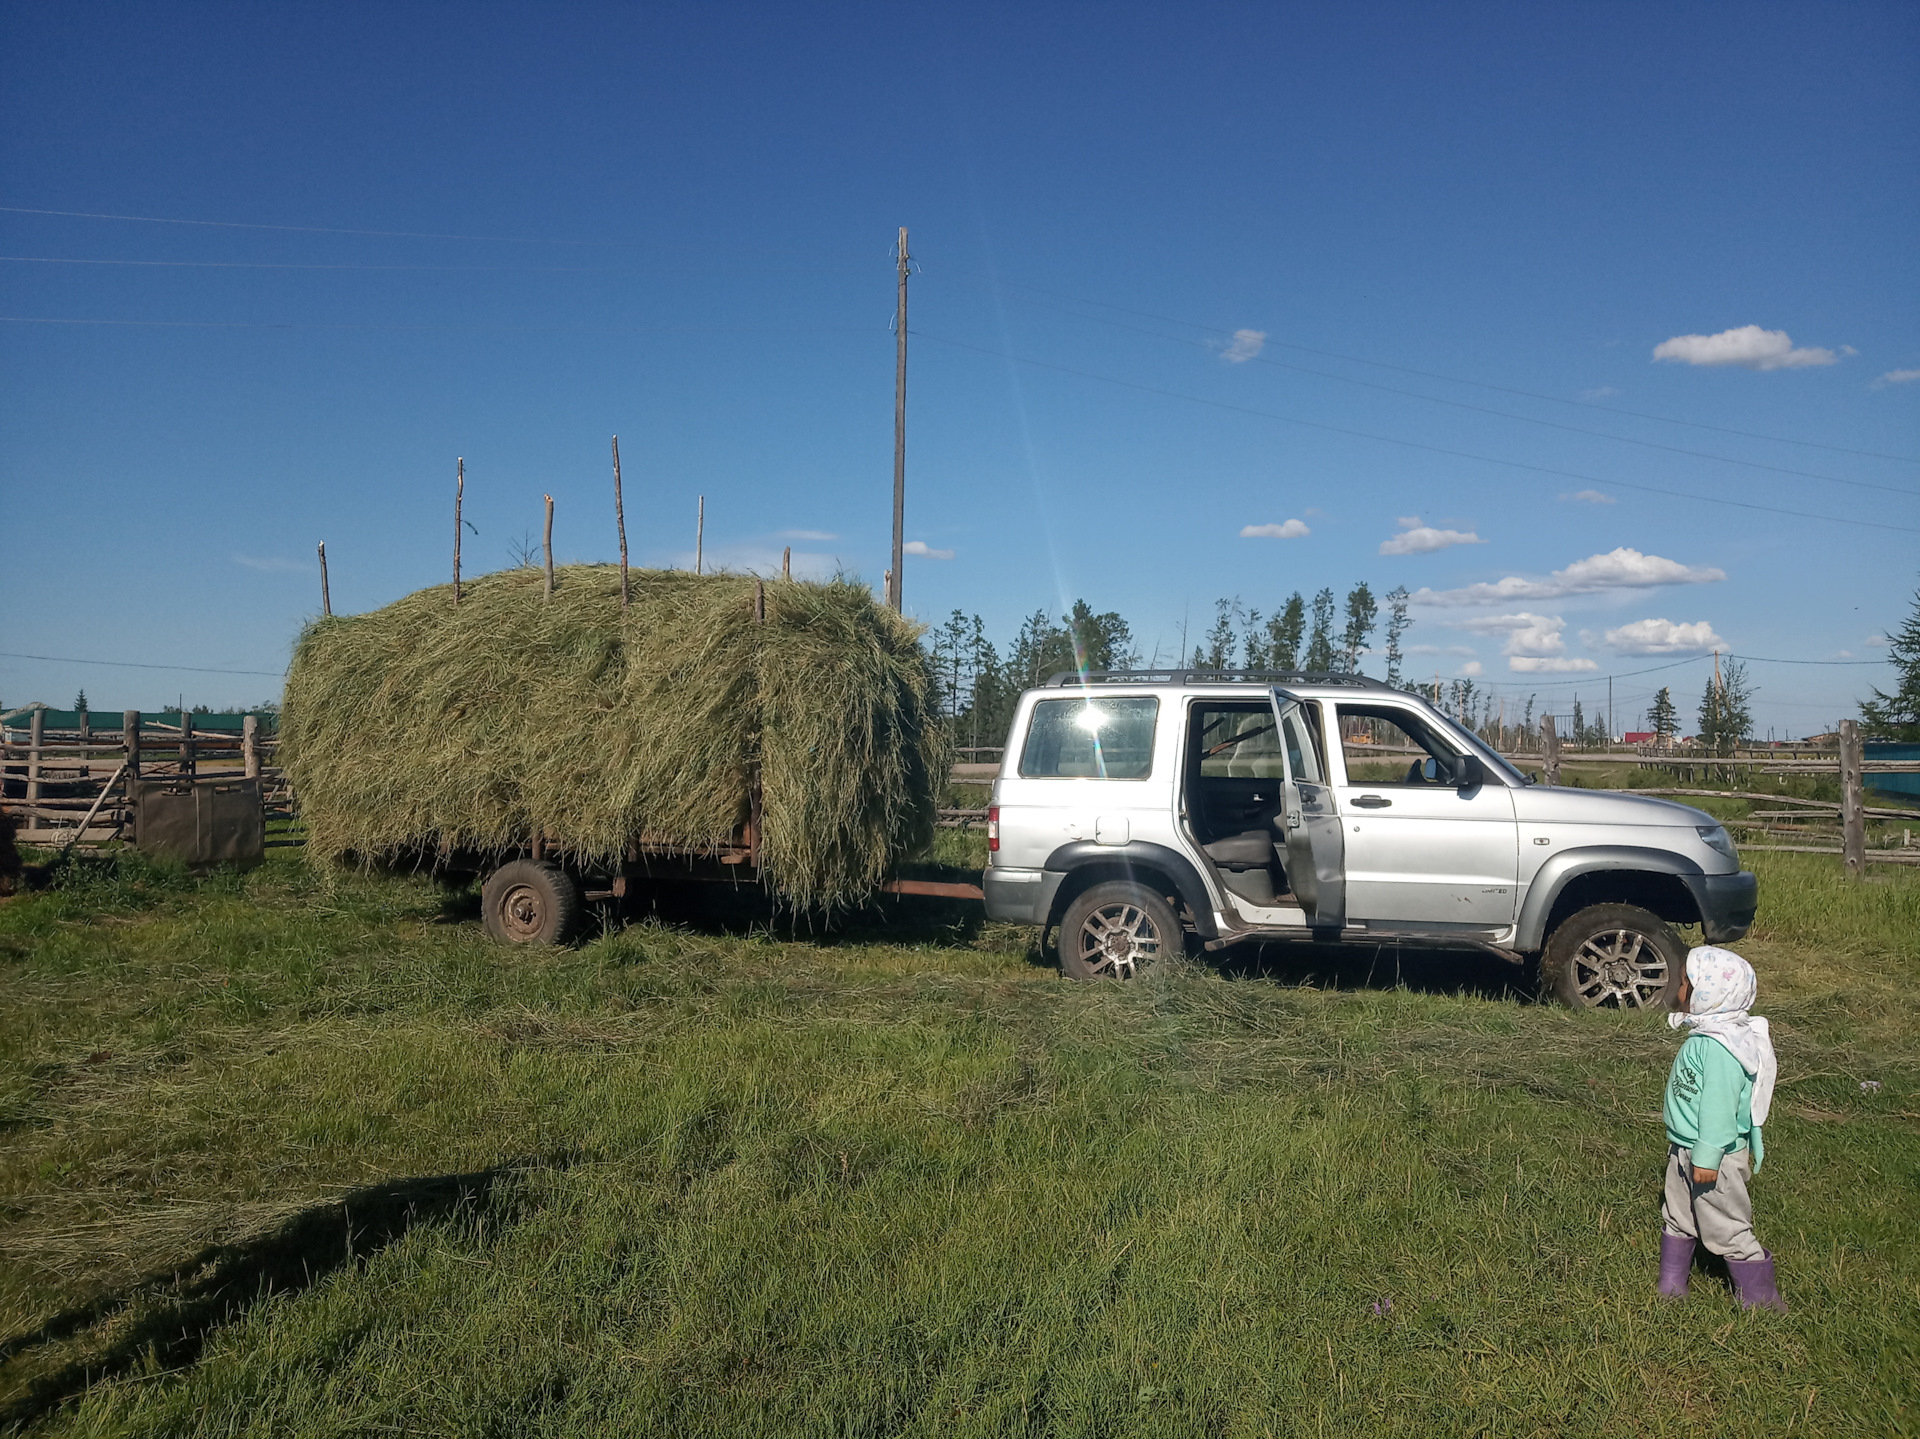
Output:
[{"xmin": 2, "ymin": 2, "xmax": 1915, "ymax": 736}]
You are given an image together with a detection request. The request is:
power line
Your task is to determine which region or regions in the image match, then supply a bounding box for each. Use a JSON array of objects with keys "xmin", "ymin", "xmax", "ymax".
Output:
[
  {"xmin": 976, "ymin": 289, "xmax": 1920, "ymax": 499},
  {"xmin": 947, "ymin": 271, "xmax": 1920, "ymax": 467},
  {"xmin": 0, "ymin": 315, "xmax": 884, "ymax": 337},
  {"xmin": 914, "ymin": 329, "xmax": 1920, "ymax": 536},
  {"xmin": 0, "ymin": 204, "xmax": 611, "ymax": 246},
  {"xmin": 0, "ymin": 650, "xmax": 284, "ymax": 676}
]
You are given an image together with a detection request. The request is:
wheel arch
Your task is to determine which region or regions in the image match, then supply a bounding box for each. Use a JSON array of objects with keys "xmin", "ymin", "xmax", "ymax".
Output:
[
  {"xmin": 1518, "ymin": 846, "xmax": 1706, "ymax": 953},
  {"xmin": 1041, "ymin": 841, "xmax": 1219, "ymax": 938}
]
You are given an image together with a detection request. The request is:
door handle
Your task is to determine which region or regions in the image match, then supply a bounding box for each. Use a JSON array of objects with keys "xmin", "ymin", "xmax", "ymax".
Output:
[{"xmin": 1351, "ymin": 795, "xmax": 1392, "ymax": 809}]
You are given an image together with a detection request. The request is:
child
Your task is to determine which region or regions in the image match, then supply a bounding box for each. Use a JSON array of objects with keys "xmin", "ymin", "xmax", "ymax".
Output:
[{"xmin": 1657, "ymin": 945, "xmax": 1786, "ymax": 1311}]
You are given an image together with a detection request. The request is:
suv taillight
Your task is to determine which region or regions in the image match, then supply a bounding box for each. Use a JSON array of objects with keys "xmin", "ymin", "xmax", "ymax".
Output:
[{"xmin": 987, "ymin": 804, "xmax": 1000, "ymax": 852}]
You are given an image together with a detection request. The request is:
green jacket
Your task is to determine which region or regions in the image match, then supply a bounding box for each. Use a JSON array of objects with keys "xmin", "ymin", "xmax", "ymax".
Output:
[{"xmin": 1664, "ymin": 1033, "xmax": 1764, "ymax": 1173}]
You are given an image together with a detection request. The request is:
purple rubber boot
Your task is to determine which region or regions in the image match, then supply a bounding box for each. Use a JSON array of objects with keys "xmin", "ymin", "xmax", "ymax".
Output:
[
  {"xmin": 1657, "ymin": 1234, "xmax": 1695, "ymax": 1297},
  {"xmin": 1728, "ymin": 1251, "xmax": 1788, "ymax": 1312}
]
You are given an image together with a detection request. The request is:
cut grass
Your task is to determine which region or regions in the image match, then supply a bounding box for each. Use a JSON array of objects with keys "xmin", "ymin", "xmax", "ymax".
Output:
[{"xmin": 0, "ymin": 850, "xmax": 1915, "ymax": 1435}]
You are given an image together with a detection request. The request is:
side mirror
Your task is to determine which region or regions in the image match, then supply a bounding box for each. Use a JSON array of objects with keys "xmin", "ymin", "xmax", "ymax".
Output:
[{"xmin": 1453, "ymin": 754, "xmax": 1486, "ymax": 789}]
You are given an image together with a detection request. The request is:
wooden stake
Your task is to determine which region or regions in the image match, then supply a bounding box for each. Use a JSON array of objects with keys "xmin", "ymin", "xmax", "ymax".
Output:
[
  {"xmin": 695, "ymin": 495, "xmax": 704, "ymax": 576},
  {"xmin": 891, "ymin": 226, "xmax": 909, "ymax": 613},
  {"xmin": 782, "ymin": 546, "xmax": 791, "ymax": 581},
  {"xmin": 317, "ymin": 541, "xmax": 331, "ymax": 616},
  {"xmin": 543, "ymin": 493, "xmax": 555, "ymax": 601},
  {"xmin": 1542, "ymin": 714, "xmax": 1561, "ymax": 787},
  {"xmin": 26, "ymin": 706, "xmax": 42, "ymax": 805},
  {"xmin": 1839, "ymin": 719, "xmax": 1866, "ymax": 880},
  {"xmin": 755, "ymin": 577, "xmax": 765, "ymax": 624},
  {"xmin": 454, "ymin": 457, "xmax": 465, "ymax": 607},
  {"xmin": 181, "ymin": 710, "xmax": 195, "ymax": 779},
  {"xmin": 243, "ymin": 713, "xmax": 260, "ymax": 779},
  {"xmin": 612, "ymin": 435, "xmax": 630, "ymax": 611},
  {"xmin": 123, "ymin": 710, "xmax": 141, "ymax": 781}
]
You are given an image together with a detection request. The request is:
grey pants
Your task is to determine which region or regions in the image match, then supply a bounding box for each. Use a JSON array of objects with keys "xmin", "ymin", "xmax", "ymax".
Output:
[{"xmin": 1662, "ymin": 1145, "xmax": 1764, "ymax": 1261}]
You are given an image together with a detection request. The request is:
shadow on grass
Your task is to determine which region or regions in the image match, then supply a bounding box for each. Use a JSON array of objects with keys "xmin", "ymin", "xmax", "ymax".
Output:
[
  {"xmin": 0, "ymin": 1159, "xmax": 557, "ymax": 1429},
  {"xmin": 1214, "ymin": 938, "xmax": 1539, "ymax": 1001},
  {"xmin": 606, "ymin": 874, "xmax": 991, "ymax": 952}
]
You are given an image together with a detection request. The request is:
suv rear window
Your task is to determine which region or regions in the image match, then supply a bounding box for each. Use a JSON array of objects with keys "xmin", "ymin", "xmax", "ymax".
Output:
[{"xmin": 1019, "ymin": 697, "xmax": 1159, "ymax": 779}]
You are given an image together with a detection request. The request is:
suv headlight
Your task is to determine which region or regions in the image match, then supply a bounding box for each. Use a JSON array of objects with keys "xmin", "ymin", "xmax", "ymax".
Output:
[{"xmin": 1696, "ymin": 824, "xmax": 1737, "ymax": 861}]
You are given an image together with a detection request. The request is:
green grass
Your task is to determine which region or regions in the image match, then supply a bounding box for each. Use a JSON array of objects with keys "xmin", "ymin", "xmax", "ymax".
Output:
[{"xmin": 1, "ymin": 850, "xmax": 1916, "ymax": 1436}]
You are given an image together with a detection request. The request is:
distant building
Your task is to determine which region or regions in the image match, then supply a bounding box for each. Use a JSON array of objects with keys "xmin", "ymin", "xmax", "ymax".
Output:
[{"xmin": 1623, "ymin": 731, "xmax": 1654, "ymax": 744}]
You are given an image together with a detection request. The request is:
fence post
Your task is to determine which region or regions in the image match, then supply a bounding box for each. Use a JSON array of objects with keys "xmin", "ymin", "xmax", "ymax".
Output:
[
  {"xmin": 1839, "ymin": 719, "xmax": 1866, "ymax": 879},
  {"xmin": 123, "ymin": 711, "xmax": 141, "ymax": 844},
  {"xmin": 26, "ymin": 706, "xmax": 43, "ymax": 806},
  {"xmin": 1541, "ymin": 714, "xmax": 1561, "ymax": 787},
  {"xmin": 181, "ymin": 711, "xmax": 195, "ymax": 779},
  {"xmin": 243, "ymin": 714, "xmax": 260, "ymax": 779}
]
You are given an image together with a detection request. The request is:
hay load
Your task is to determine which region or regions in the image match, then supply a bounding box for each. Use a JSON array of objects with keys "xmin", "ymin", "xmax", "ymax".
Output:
[{"xmin": 279, "ymin": 565, "xmax": 946, "ymax": 906}]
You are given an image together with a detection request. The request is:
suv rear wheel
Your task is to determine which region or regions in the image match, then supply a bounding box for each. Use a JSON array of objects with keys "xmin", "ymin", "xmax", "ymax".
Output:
[
  {"xmin": 1059, "ymin": 881, "xmax": 1179, "ymax": 981},
  {"xmin": 481, "ymin": 860, "xmax": 582, "ymax": 946},
  {"xmin": 1541, "ymin": 902, "xmax": 1685, "ymax": 1010}
]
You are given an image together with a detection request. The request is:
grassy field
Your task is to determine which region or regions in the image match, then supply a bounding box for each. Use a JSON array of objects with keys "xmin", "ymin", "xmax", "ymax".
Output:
[{"xmin": 2, "ymin": 842, "xmax": 1916, "ymax": 1436}]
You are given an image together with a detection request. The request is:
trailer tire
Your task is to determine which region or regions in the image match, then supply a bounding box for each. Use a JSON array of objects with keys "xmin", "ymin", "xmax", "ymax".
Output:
[
  {"xmin": 1540, "ymin": 902, "xmax": 1684, "ymax": 1010},
  {"xmin": 481, "ymin": 860, "xmax": 581, "ymax": 946}
]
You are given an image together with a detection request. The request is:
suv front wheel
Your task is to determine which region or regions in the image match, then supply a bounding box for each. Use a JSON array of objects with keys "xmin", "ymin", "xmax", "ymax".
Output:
[
  {"xmin": 1059, "ymin": 881, "xmax": 1179, "ymax": 981},
  {"xmin": 1541, "ymin": 902, "xmax": 1685, "ymax": 1010}
]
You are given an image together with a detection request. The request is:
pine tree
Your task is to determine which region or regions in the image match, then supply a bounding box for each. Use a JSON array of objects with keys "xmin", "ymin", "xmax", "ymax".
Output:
[
  {"xmin": 1066, "ymin": 599, "xmax": 1135, "ymax": 673},
  {"xmin": 72, "ymin": 689, "xmax": 88, "ymax": 714},
  {"xmin": 1860, "ymin": 581, "xmax": 1920, "ymax": 740},
  {"xmin": 1572, "ymin": 698, "xmax": 1585, "ymax": 748},
  {"xmin": 1202, "ymin": 598, "xmax": 1238, "ymax": 669},
  {"xmin": 1267, "ymin": 593, "xmax": 1306, "ymax": 670},
  {"xmin": 1383, "ymin": 586, "xmax": 1410, "ymax": 688},
  {"xmin": 1649, "ymin": 686, "xmax": 1678, "ymax": 751},
  {"xmin": 1304, "ymin": 588, "xmax": 1337, "ymax": 671},
  {"xmin": 1340, "ymin": 582, "xmax": 1378, "ymax": 673},
  {"xmin": 1697, "ymin": 659, "xmax": 1754, "ymax": 756}
]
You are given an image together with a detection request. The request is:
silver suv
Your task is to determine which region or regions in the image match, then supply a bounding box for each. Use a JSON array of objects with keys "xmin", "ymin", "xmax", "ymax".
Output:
[{"xmin": 982, "ymin": 671, "xmax": 1757, "ymax": 1007}]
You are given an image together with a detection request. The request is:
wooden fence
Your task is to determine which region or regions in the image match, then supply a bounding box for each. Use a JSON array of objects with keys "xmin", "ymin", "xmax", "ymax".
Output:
[{"xmin": 0, "ymin": 706, "xmax": 293, "ymax": 849}]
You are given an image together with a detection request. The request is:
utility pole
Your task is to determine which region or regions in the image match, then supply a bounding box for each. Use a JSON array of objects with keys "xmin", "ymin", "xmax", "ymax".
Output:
[
  {"xmin": 695, "ymin": 495, "xmax": 705, "ymax": 576},
  {"xmin": 890, "ymin": 226, "xmax": 909, "ymax": 613}
]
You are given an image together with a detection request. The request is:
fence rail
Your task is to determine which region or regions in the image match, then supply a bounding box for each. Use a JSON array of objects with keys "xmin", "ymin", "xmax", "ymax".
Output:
[{"xmin": 1, "ymin": 707, "xmax": 292, "ymax": 848}]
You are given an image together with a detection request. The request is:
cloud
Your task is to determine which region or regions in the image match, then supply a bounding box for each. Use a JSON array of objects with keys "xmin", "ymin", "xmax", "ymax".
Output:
[
  {"xmin": 1579, "ymin": 386, "xmax": 1621, "ymax": 400},
  {"xmin": 777, "ymin": 528, "xmax": 838, "ymax": 541},
  {"xmin": 1454, "ymin": 611, "xmax": 1569, "ymax": 659},
  {"xmin": 1379, "ymin": 515, "xmax": 1483, "ymax": 555},
  {"xmin": 1412, "ymin": 546, "xmax": 1724, "ymax": 607},
  {"xmin": 1652, "ymin": 324, "xmax": 1840, "ymax": 371},
  {"xmin": 1865, "ymin": 634, "xmax": 1890, "ymax": 647},
  {"xmin": 902, "ymin": 540, "xmax": 954, "ymax": 559},
  {"xmin": 1561, "ymin": 489, "xmax": 1615, "ymax": 505},
  {"xmin": 1509, "ymin": 656, "xmax": 1599, "ymax": 673},
  {"xmin": 233, "ymin": 554, "xmax": 311, "ymax": 573},
  {"xmin": 1597, "ymin": 617, "xmax": 1726, "ymax": 655},
  {"xmin": 1240, "ymin": 519, "xmax": 1310, "ymax": 539},
  {"xmin": 1873, "ymin": 368, "xmax": 1920, "ymax": 388},
  {"xmin": 1220, "ymin": 329, "xmax": 1267, "ymax": 363},
  {"xmin": 1460, "ymin": 660, "xmax": 1484, "ymax": 677},
  {"xmin": 1406, "ymin": 643, "xmax": 1478, "ymax": 657}
]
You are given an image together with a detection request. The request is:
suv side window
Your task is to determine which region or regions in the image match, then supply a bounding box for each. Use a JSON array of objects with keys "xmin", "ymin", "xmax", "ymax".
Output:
[
  {"xmin": 1335, "ymin": 704, "xmax": 1462, "ymax": 785},
  {"xmin": 1277, "ymin": 702, "xmax": 1325, "ymax": 783},
  {"xmin": 1018, "ymin": 697, "xmax": 1159, "ymax": 779},
  {"xmin": 1193, "ymin": 705, "xmax": 1287, "ymax": 778}
]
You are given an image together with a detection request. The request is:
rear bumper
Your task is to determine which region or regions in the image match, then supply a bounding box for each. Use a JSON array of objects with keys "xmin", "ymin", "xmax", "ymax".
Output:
[
  {"xmin": 1693, "ymin": 869, "xmax": 1758, "ymax": 944},
  {"xmin": 982, "ymin": 866, "xmax": 1066, "ymax": 925}
]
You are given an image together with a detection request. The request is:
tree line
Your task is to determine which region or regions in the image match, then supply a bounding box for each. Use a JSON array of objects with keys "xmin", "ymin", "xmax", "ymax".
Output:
[{"xmin": 923, "ymin": 587, "xmax": 1789, "ymax": 758}]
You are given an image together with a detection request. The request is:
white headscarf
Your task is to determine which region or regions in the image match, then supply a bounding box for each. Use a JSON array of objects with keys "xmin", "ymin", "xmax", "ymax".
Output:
[{"xmin": 1669, "ymin": 945, "xmax": 1776, "ymax": 1126}]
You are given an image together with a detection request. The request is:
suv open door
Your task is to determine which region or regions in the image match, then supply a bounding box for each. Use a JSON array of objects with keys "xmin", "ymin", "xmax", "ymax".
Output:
[{"xmin": 1271, "ymin": 689, "xmax": 1345, "ymax": 932}]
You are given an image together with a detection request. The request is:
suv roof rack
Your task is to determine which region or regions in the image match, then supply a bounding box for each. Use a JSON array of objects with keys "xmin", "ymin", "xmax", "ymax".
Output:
[{"xmin": 1041, "ymin": 669, "xmax": 1395, "ymax": 690}]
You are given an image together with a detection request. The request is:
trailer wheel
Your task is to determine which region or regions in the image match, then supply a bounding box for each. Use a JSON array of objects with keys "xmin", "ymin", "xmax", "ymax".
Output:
[
  {"xmin": 1059, "ymin": 881, "xmax": 1178, "ymax": 981},
  {"xmin": 1541, "ymin": 902, "xmax": 1684, "ymax": 1010},
  {"xmin": 481, "ymin": 860, "xmax": 581, "ymax": 946}
]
